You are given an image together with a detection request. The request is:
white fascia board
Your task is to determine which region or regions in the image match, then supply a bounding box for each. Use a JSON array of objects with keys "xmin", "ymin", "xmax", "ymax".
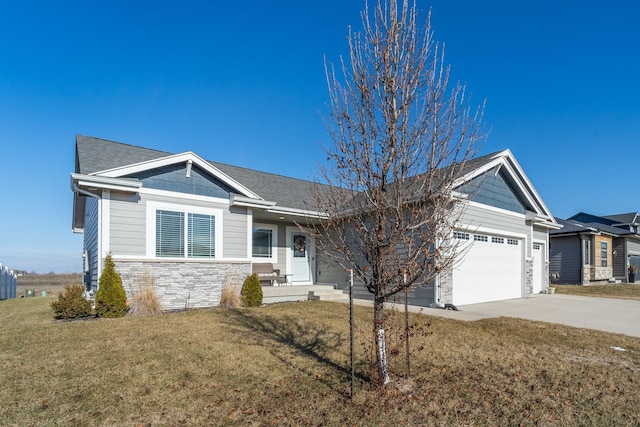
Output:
[
  {"xmin": 535, "ymin": 221, "xmax": 563, "ymax": 230},
  {"xmin": 71, "ymin": 173, "xmax": 142, "ymax": 193},
  {"xmin": 230, "ymin": 194, "xmax": 277, "ymax": 209},
  {"xmin": 499, "ymin": 151, "xmax": 557, "ymax": 224},
  {"xmin": 455, "ymin": 150, "xmax": 558, "ymax": 227},
  {"xmin": 266, "ymin": 206, "xmax": 328, "ymax": 219},
  {"xmin": 452, "ymin": 157, "xmax": 504, "ymax": 188},
  {"xmin": 95, "ymin": 151, "xmax": 262, "ymax": 200},
  {"xmin": 230, "ymin": 193, "xmax": 326, "ymax": 218}
]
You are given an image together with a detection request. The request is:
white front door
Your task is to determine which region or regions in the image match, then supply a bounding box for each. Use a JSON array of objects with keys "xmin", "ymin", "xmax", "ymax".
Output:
[
  {"xmin": 532, "ymin": 243, "xmax": 543, "ymax": 294},
  {"xmin": 287, "ymin": 228, "xmax": 312, "ymax": 283}
]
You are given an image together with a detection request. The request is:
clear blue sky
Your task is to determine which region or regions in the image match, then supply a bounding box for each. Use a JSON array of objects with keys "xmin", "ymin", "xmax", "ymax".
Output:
[{"xmin": 1, "ymin": 1, "xmax": 638, "ymax": 273}]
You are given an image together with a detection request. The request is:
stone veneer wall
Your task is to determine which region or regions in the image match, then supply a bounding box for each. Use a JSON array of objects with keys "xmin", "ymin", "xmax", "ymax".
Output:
[
  {"xmin": 582, "ymin": 266, "xmax": 613, "ymax": 284},
  {"xmin": 525, "ymin": 258, "xmax": 533, "ymax": 297},
  {"xmin": 438, "ymin": 268, "xmax": 453, "ymax": 304},
  {"xmin": 114, "ymin": 259, "xmax": 251, "ymax": 310}
]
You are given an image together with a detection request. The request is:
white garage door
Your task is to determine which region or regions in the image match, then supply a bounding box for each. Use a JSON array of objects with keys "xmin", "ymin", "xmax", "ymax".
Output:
[
  {"xmin": 451, "ymin": 232, "xmax": 523, "ymax": 306},
  {"xmin": 532, "ymin": 243, "xmax": 543, "ymax": 294}
]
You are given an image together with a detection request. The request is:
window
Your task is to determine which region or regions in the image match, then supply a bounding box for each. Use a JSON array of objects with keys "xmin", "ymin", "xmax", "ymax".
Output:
[
  {"xmin": 583, "ymin": 240, "xmax": 591, "ymax": 265},
  {"xmin": 156, "ymin": 210, "xmax": 184, "ymax": 257},
  {"xmin": 154, "ymin": 208, "xmax": 218, "ymax": 259},
  {"xmin": 507, "ymin": 239, "xmax": 519, "ymax": 246},
  {"xmin": 533, "ymin": 244, "xmax": 541, "ymax": 250},
  {"xmin": 601, "ymin": 241, "xmax": 608, "ymax": 267},
  {"xmin": 454, "ymin": 232, "xmax": 469, "ymax": 240},
  {"xmin": 188, "ymin": 213, "xmax": 215, "ymax": 258},
  {"xmin": 474, "ymin": 234, "xmax": 488, "ymax": 242},
  {"xmin": 491, "ymin": 237, "xmax": 504, "ymax": 244},
  {"xmin": 252, "ymin": 227, "xmax": 273, "ymax": 258}
]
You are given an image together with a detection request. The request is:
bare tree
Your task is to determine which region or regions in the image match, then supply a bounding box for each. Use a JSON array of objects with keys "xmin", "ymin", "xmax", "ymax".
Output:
[{"xmin": 311, "ymin": 0, "xmax": 486, "ymax": 386}]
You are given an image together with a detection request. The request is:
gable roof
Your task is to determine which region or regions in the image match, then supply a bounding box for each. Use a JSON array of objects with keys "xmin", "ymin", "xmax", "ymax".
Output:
[
  {"xmin": 74, "ymin": 135, "xmax": 321, "ymax": 211},
  {"xmin": 602, "ymin": 212, "xmax": 640, "ymax": 226},
  {"xmin": 453, "ymin": 149, "xmax": 557, "ymax": 225},
  {"xmin": 72, "ymin": 135, "xmax": 557, "ymax": 228},
  {"xmin": 568, "ymin": 211, "xmax": 640, "ymax": 233},
  {"xmin": 551, "ymin": 217, "xmax": 631, "ymax": 237},
  {"xmin": 75, "ymin": 135, "xmax": 170, "ymax": 175}
]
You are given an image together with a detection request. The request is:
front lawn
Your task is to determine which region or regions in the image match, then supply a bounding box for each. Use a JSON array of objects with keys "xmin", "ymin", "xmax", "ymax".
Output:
[
  {"xmin": 554, "ymin": 284, "xmax": 640, "ymax": 300},
  {"xmin": 1, "ymin": 296, "xmax": 639, "ymax": 426}
]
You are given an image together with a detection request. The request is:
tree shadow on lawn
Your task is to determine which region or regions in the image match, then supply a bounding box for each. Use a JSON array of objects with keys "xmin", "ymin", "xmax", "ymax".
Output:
[{"xmin": 226, "ymin": 309, "xmax": 368, "ymax": 389}]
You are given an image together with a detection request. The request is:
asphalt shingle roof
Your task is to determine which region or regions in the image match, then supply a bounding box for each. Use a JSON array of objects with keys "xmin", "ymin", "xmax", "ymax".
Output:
[
  {"xmin": 603, "ymin": 212, "xmax": 640, "ymax": 225},
  {"xmin": 75, "ymin": 135, "xmax": 325, "ymax": 210},
  {"xmin": 75, "ymin": 135, "xmax": 508, "ymax": 212},
  {"xmin": 551, "ymin": 217, "xmax": 637, "ymax": 237}
]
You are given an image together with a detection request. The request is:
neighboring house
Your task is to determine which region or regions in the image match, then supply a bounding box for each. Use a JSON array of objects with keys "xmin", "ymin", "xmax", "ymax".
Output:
[
  {"xmin": 71, "ymin": 135, "xmax": 559, "ymax": 309},
  {"xmin": 550, "ymin": 212, "xmax": 640, "ymax": 283},
  {"xmin": 549, "ymin": 218, "xmax": 618, "ymax": 284}
]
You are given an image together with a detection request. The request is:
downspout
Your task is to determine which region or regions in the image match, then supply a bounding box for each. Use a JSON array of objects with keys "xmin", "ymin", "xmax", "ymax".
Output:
[{"xmin": 433, "ymin": 274, "xmax": 446, "ymax": 309}]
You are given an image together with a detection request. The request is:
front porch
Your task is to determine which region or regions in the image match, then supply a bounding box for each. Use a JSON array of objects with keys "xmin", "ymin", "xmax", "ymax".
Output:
[{"xmin": 261, "ymin": 284, "xmax": 348, "ymax": 304}]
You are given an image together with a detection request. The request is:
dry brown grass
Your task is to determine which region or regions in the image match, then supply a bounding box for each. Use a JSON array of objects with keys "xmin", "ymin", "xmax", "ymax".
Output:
[
  {"xmin": 219, "ymin": 272, "xmax": 242, "ymax": 309},
  {"xmin": 128, "ymin": 270, "xmax": 163, "ymax": 316},
  {"xmin": 16, "ymin": 273, "xmax": 82, "ymax": 297},
  {"xmin": 1, "ymin": 297, "xmax": 640, "ymax": 426},
  {"xmin": 555, "ymin": 283, "xmax": 640, "ymax": 300}
]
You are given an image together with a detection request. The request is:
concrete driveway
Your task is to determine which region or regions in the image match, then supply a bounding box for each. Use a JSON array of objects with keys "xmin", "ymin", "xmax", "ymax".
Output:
[{"xmin": 418, "ymin": 294, "xmax": 640, "ymax": 338}]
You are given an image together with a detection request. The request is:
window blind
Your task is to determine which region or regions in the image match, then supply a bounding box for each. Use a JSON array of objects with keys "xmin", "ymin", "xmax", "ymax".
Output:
[
  {"xmin": 156, "ymin": 210, "xmax": 184, "ymax": 257},
  {"xmin": 188, "ymin": 213, "xmax": 215, "ymax": 258}
]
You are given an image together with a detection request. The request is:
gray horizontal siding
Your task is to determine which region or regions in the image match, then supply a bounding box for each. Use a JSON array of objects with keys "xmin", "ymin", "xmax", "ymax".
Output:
[
  {"xmin": 549, "ymin": 235, "xmax": 581, "ymax": 284},
  {"xmin": 612, "ymin": 238, "xmax": 626, "ymax": 279},
  {"xmin": 145, "ymin": 193, "xmax": 248, "ymax": 260},
  {"xmin": 223, "ymin": 206, "xmax": 248, "ymax": 259},
  {"xmin": 110, "ymin": 193, "xmax": 146, "ymax": 256},
  {"xmin": 458, "ymin": 203, "xmax": 527, "ymax": 235},
  {"xmin": 109, "ymin": 192, "xmax": 249, "ymax": 260},
  {"xmin": 627, "ymin": 240, "xmax": 640, "ymax": 255},
  {"xmin": 533, "ymin": 228, "xmax": 548, "ymax": 243}
]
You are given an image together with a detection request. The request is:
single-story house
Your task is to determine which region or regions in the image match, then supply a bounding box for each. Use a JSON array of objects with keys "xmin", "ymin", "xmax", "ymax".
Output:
[
  {"xmin": 71, "ymin": 135, "xmax": 559, "ymax": 309},
  {"xmin": 549, "ymin": 212, "xmax": 640, "ymax": 284}
]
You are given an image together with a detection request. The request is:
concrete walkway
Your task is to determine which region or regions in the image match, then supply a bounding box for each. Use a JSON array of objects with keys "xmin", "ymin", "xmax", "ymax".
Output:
[{"xmin": 407, "ymin": 294, "xmax": 640, "ymax": 338}]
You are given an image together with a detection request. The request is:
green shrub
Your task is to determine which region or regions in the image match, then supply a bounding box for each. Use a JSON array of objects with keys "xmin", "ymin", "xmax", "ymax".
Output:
[
  {"xmin": 241, "ymin": 273, "xmax": 263, "ymax": 307},
  {"xmin": 51, "ymin": 284, "xmax": 93, "ymax": 319},
  {"xmin": 95, "ymin": 255, "xmax": 127, "ymax": 318}
]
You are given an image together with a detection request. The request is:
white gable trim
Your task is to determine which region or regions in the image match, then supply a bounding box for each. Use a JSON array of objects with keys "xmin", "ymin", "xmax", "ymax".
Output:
[
  {"xmin": 95, "ymin": 152, "xmax": 262, "ymax": 200},
  {"xmin": 454, "ymin": 150, "xmax": 556, "ymax": 224}
]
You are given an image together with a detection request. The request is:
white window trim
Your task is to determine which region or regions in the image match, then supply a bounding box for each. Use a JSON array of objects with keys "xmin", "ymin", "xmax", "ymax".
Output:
[
  {"xmin": 251, "ymin": 223, "xmax": 278, "ymax": 263},
  {"xmin": 146, "ymin": 201, "xmax": 223, "ymax": 260}
]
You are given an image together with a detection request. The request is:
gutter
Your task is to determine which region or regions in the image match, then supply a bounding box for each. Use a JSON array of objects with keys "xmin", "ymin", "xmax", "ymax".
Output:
[{"xmin": 72, "ymin": 183, "xmax": 100, "ymax": 199}]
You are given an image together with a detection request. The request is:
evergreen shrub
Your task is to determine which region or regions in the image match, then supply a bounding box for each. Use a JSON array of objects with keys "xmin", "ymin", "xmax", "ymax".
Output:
[
  {"xmin": 51, "ymin": 284, "xmax": 93, "ymax": 319},
  {"xmin": 241, "ymin": 273, "xmax": 263, "ymax": 307},
  {"xmin": 95, "ymin": 255, "xmax": 127, "ymax": 318}
]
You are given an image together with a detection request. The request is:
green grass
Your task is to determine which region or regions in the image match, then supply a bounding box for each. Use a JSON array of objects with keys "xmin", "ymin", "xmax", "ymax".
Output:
[
  {"xmin": 1, "ymin": 296, "xmax": 640, "ymax": 426},
  {"xmin": 554, "ymin": 284, "xmax": 640, "ymax": 300}
]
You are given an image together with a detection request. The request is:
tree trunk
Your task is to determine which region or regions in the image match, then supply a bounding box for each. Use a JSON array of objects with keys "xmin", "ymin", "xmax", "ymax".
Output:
[{"xmin": 374, "ymin": 295, "xmax": 390, "ymax": 385}]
